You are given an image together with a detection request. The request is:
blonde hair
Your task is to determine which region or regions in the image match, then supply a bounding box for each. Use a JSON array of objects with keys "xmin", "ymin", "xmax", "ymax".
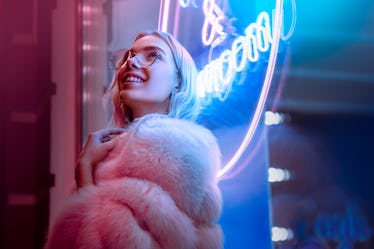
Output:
[{"xmin": 104, "ymin": 31, "xmax": 200, "ymax": 127}]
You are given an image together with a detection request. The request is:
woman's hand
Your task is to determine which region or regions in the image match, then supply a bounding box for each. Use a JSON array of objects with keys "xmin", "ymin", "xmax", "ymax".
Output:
[{"xmin": 75, "ymin": 128, "xmax": 125, "ymax": 188}]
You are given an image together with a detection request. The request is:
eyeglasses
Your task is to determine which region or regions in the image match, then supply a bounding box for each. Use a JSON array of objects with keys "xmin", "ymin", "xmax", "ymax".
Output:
[{"xmin": 109, "ymin": 47, "xmax": 162, "ymax": 70}]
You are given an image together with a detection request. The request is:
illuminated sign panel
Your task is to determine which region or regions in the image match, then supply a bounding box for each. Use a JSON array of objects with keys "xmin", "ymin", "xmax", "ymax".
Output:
[
  {"xmin": 159, "ymin": 1, "xmax": 296, "ymax": 248},
  {"xmin": 197, "ymin": 11, "xmax": 274, "ymax": 100},
  {"xmin": 160, "ymin": 0, "xmax": 296, "ymax": 178},
  {"xmin": 177, "ymin": 0, "xmax": 296, "ymax": 101}
]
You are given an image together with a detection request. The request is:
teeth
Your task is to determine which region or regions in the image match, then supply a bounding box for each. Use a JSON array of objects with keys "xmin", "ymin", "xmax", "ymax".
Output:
[{"xmin": 125, "ymin": 76, "xmax": 143, "ymax": 83}]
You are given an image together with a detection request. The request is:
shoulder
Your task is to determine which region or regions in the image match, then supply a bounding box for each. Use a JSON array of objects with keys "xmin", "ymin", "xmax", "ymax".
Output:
[{"xmin": 132, "ymin": 114, "xmax": 217, "ymax": 145}]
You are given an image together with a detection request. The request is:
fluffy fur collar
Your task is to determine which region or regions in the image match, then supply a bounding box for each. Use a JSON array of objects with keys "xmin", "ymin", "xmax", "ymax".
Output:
[{"xmin": 45, "ymin": 115, "xmax": 223, "ymax": 249}]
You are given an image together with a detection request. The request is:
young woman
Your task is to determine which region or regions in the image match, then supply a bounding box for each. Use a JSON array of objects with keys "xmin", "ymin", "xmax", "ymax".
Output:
[
  {"xmin": 45, "ymin": 31, "xmax": 223, "ymax": 249},
  {"xmin": 75, "ymin": 30, "xmax": 202, "ymax": 188}
]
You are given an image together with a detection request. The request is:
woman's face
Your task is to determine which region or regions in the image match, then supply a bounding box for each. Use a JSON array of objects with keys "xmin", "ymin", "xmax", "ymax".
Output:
[{"xmin": 117, "ymin": 35, "xmax": 178, "ymax": 118}]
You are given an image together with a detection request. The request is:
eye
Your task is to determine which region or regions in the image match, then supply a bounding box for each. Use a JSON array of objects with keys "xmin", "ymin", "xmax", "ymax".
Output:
[{"xmin": 148, "ymin": 48, "xmax": 162, "ymax": 61}]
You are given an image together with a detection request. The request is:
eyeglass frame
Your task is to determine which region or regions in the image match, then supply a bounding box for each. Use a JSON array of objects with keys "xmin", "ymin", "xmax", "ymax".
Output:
[
  {"xmin": 109, "ymin": 46, "xmax": 163, "ymax": 71},
  {"xmin": 125, "ymin": 47, "xmax": 162, "ymax": 67},
  {"xmin": 108, "ymin": 45, "xmax": 182, "ymax": 87}
]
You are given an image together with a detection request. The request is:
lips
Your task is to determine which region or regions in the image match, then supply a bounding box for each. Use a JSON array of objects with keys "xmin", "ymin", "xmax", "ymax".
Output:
[
  {"xmin": 124, "ymin": 75, "xmax": 144, "ymax": 83},
  {"xmin": 119, "ymin": 72, "xmax": 145, "ymax": 88}
]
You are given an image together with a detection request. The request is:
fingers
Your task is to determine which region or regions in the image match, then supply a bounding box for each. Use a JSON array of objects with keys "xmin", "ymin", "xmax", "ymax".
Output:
[
  {"xmin": 99, "ymin": 127, "xmax": 126, "ymax": 136},
  {"xmin": 75, "ymin": 159, "xmax": 94, "ymax": 188},
  {"xmin": 95, "ymin": 128, "xmax": 126, "ymax": 143},
  {"xmin": 75, "ymin": 127, "xmax": 126, "ymax": 189}
]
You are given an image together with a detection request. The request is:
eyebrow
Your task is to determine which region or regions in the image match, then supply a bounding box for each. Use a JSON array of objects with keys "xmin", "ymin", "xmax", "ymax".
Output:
[{"xmin": 130, "ymin": 45, "xmax": 167, "ymax": 56}]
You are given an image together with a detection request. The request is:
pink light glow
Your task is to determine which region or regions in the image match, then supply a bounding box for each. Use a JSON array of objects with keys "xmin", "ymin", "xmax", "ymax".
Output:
[
  {"xmin": 172, "ymin": 3, "xmax": 181, "ymax": 38},
  {"xmin": 222, "ymin": 128, "xmax": 268, "ymax": 180},
  {"xmin": 196, "ymin": 11, "xmax": 274, "ymax": 100},
  {"xmin": 158, "ymin": 0, "xmax": 171, "ymax": 32},
  {"xmin": 217, "ymin": 0, "xmax": 283, "ymax": 179},
  {"xmin": 159, "ymin": 0, "xmax": 287, "ymax": 179},
  {"xmin": 201, "ymin": 0, "xmax": 227, "ymax": 46}
]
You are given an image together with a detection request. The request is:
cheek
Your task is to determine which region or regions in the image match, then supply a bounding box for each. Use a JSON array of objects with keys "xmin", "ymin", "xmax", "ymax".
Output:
[{"xmin": 148, "ymin": 69, "xmax": 177, "ymax": 96}]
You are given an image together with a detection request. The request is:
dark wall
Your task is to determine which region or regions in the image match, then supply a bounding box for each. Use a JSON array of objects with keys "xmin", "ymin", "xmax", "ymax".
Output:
[
  {"xmin": 0, "ymin": 0, "xmax": 55, "ymax": 248},
  {"xmin": 269, "ymin": 113, "xmax": 374, "ymax": 248}
]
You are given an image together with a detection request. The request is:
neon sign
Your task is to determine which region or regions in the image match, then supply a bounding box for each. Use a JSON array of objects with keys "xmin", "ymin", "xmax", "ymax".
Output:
[
  {"xmin": 197, "ymin": 11, "xmax": 274, "ymax": 100},
  {"xmin": 180, "ymin": 0, "xmax": 296, "ymax": 100},
  {"xmin": 201, "ymin": 0, "xmax": 227, "ymax": 47},
  {"xmin": 218, "ymin": 0, "xmax": 285, "ymax": 179},
  {"xmin": 160, "ymin": 0, "xmax": 296, "ymax": 179}
]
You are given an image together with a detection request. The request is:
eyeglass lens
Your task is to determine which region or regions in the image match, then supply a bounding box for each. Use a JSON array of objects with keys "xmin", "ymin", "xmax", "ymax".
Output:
[{"xmin": 125, "ymin": 48, "xmax": 159, "ymax": 67}]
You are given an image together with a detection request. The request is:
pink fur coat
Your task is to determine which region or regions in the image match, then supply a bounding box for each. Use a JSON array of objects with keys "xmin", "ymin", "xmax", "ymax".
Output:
[{"xmin": 44, "ymin": 115, "xmax": 223, "ymax": 249}]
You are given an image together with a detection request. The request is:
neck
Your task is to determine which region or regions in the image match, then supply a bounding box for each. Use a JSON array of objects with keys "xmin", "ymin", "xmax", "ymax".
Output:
[{"xmin": 131, "ymin": 102, "xmax": 170, "ymax": 120}]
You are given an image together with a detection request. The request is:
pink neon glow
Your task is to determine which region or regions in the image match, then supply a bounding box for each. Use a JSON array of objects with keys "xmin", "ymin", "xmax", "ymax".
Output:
[
  {"xmin": 201, "ymin": 0, "xmax": 226, "ymax": 46},
  {"xmin": 172, "ymin": 3, "xmax": 181, "ymax": 38},
  {"xmin": 222, "ymin": 128, "xmax": 268, "ymax": 180},
  {"xmin": 158, "ymin": 0, "xmax": 170, "ymax": 32},
  {"xmin": 217, "ymin": 0, "xmax": 284, "ymax": 179},
  {"xmin": 160, "ymin": 0, "xmax": 288, "ymax": 179},
  {"xmin": 196, "ymin": 11, "xmax": 274, "ymax": 100}
]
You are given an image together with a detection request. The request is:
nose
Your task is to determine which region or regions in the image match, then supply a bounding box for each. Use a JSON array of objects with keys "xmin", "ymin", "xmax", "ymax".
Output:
[{"xmin": 126, "ymin": 56, "xmax": 141, "ymax": 69}]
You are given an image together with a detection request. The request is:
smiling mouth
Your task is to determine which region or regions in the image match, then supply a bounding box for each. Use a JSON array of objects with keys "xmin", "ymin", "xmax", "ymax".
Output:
[
  {"xmin": 121, "ymin": 75, "xmax": 144, "ymax": 83},
  {"xmin": 119, "ymin": 75, "xmax": 145, "ymax": 90},
  {"xmin": 122, "ymin": 75, "xmax": 144, "ymax": 83}
]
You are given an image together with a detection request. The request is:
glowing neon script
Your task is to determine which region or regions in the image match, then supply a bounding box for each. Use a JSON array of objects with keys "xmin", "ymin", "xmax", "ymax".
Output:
[
  {"xmin": 201, "ymin": 0, "xmax": 227, "ymax": 47},
  {"xmin": 160, "ymin": 0, "xmax": 295, "ymax": 179},
  {"xmin": 178, "ymin": 0, "xmax": 198, "ymax": 8},
  {"xmin": 158, "ymin": 0, "xmax": 171, "ymax": 32},
  {"xmin": 197, "ymin": 11, "xmax": 273, "ymax": 100},
  {"xmin": 217, "ymin": 0, "xmax": 284, "ymax": 179}
]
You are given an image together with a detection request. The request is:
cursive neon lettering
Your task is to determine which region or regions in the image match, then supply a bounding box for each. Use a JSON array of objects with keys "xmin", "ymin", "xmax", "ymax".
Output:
[
  {"xmin": 281, "ymin": 0, "xmax": 297, "ymax": 41},
  {"xmin": 256, "ymin": 12, "xmax": 273, "ymax": 52},
  {"xmin": 244, "ymin": 23, "xmax": 260, "ymax": 62},
  {"xmin": 172, "ymin": 0, "xmax": 295, "ymax": 178},
  {"xmin": 178, "ymin": 0, "xmax": 198, "ymax": 8},
  {"xmin": 230, "ymin": 36, "xmax": 247, "ymax": 73},
  {"xmin": 177, "ymin": 0, "xmax": 296, "ymax": 47},
  {"xmin": 201, "ymin": 0, "xmax": 227, "ymax": 46},
  {"xmin": 178, "ymin": 0, "xmax": 191, "ymax": 8},
  {"xmin": 197, "ymin": 10, "xmax": 273, "ymax": 99},
  {"xmin": 218, "ymin": 0, "xmax": 284, "ymax": 179}
]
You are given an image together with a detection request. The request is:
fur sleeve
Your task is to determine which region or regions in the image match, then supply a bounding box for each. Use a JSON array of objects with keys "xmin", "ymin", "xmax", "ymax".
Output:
[{"xmin": 45, "ymin": 115, "xmax": 223, "ymax": 249}]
